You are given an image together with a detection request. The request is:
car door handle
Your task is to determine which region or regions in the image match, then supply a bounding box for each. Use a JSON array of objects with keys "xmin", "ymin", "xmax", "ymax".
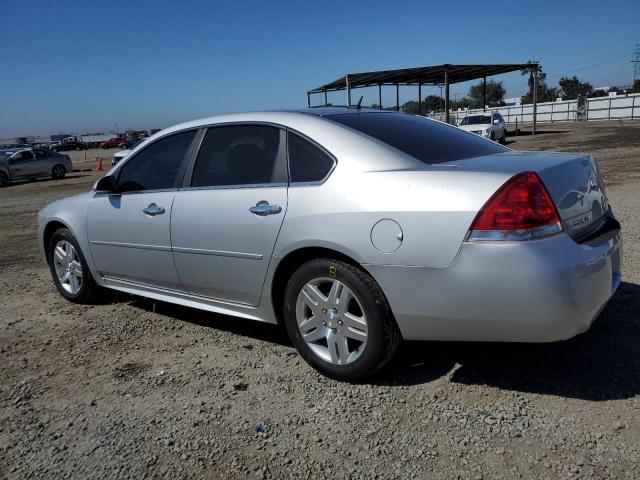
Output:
[
  {"xmin": 249, "ymin": 201, "xmax": 282, "ymax": 216},
  {"xmin": 143, "ymin": 203, "xmax": 165, "ymax": 216}
]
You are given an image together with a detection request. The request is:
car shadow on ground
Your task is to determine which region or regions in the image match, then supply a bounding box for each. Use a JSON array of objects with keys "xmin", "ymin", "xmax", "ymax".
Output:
[
  {"xmin": 377, "ymin": 281, "xmax": 640, "ymax": 401},
  {"xmin": 125, "ymin": 281, "xmax": 639, "ymax": 401},
  {"xmin": 2, "ymin": 174, "xmax": 89, "ymax": 188},
  {"xmin": 127, "ymin": 296, "xmax": 291, "ymax": 347}
]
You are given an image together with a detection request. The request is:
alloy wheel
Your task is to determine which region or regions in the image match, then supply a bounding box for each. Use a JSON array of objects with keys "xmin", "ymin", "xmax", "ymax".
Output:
[
  {"xmin": 295, "ymin": 277, "xmax": 368, "ymax": 365},
  {"xmin": 53, "ymin": 240, "xmax": 83, "ymax": 295}
]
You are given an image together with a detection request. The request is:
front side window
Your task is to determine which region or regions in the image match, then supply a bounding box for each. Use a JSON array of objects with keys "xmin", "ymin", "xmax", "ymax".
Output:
[
  {"xmin": 14, "ymin": 151, "xmax": 34, "ymax": 161},
  {"xmin": 327, "ymin": 112, "xmax": 507, "ymax": 165},
  {"xmin": 288, "ymin": 132, "xmax": 334, "ymax": 183},
  {"xmin": 34, "ymin": 148, "xmax": 49, "ymax": 158},
  {"xmin": 191, "ymin": 125, "xmax": 284, "ymax": 187},
  {"xmin": 118, "ymin": 130, "xmax": 196, "ymax": 192}
]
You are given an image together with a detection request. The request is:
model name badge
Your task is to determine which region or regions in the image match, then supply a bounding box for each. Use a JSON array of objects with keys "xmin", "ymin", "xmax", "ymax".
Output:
[{"xmin": 568, "ymin": 213, "xmax": 592, "ymax": 228}]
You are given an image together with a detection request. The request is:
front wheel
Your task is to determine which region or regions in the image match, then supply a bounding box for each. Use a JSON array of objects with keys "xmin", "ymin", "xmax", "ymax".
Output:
[
  {"xmin": 48, "ymin": 228, "xmax": 104, "ymax": 304},
  {"xmin": 283, "ymin": 258, "xmax": 401, "ymax": 381},
  {"xmin": 51, "ymin": 164, "xmax": 66, "ymax": 180},
  {"xmin": 0, "ymin": 172, "xmax": 7, "ymax": 187}
]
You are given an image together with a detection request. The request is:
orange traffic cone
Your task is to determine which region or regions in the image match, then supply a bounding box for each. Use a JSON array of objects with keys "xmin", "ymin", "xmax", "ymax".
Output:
[{"xmin": 97, "ymin": 157, "xmax": 103, "ymax": 172}]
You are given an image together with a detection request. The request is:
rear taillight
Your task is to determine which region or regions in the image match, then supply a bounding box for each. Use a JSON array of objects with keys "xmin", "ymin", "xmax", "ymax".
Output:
[{"xmin": 467, "ymin": 172, "xmax": 562, "ymax": 241}]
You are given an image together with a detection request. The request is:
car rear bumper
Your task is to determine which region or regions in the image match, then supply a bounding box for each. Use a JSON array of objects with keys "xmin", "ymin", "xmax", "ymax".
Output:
[{"xmin": 367, "ymin": 227, "xmax": 622, "ymax": 342}]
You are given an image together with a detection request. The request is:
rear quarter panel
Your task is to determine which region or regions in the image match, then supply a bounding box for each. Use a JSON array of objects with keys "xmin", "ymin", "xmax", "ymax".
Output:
[{"xmin": 275, "ymin": 166, "xmax": 512, "ymax": 268}]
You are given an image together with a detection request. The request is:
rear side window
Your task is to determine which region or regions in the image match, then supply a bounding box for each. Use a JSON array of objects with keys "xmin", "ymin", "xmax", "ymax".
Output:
[
  {"xmin": 191, "ymin": 125, "xmax": 284, "ymax": 187},
  {"xmin": 326, "ymin": 112, "xmax": 508, "ymax": 164},
  {"xmin": 288, "ymin": 132, "xmax": 334, "ymax": 183},
  {"xmin": 118, "ymin": 130, "xmax": 195, "ymax": 192}
]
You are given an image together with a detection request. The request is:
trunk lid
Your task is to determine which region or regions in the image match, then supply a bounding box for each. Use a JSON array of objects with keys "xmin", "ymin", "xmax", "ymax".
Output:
[{"xmin": 448, "ymin": 151, "xmax": 609, "ymax": 240}]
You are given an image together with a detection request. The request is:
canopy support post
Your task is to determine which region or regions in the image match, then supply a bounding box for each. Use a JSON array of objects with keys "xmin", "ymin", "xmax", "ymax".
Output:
[
  {"xmin": 482, "ymin": 76, "xmax": 487, "ymax": 112},
  {"xmin": 346, "ymin": 75, "xmax": 351, "ymax": 106},
  {"xmin": 533, "ymin": 66, "xmax": 538, "ymax": 136},
  {"xmin": 396, "ymin": 83, "xmax": 399, "ymax": 111},
  {"xmin": 378, "ymin": 84, "xmax": 382, "ymax": 110},
  {"xmin": 307, "ymin": 92, "xmax": 311, "ymax": 108},
  {"xmin": 444, "ymin": 67, "xmax": 450, "ymax": 124},
  {"xmin": 324, "ymin": 90, "xmax": 327, "ymax": 106},
  {"xmin": 418, "ymin": 83, "xmax": 422, "ymax": 115}
]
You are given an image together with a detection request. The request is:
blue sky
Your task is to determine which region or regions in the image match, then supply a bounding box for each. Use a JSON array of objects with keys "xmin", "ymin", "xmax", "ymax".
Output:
[{"xmin": 0, "ymin": 0, "xmax": 638, "ymax": 137}]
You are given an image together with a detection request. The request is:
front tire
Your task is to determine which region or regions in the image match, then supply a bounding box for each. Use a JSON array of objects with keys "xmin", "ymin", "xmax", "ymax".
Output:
[
  {"xmin": 0, "ymin": 172, "xmax": 7, "ymax": 187},
  {"xmin": 51, "ymin": 164, "xmax": 66, "ymax": 180},
  {"xmin": 283, "ymin": 258, "xmax": 401, "ymax": 381},
  {"xmin": 48, "ymin": 228, "xmax": 103, "ymax": 304}
]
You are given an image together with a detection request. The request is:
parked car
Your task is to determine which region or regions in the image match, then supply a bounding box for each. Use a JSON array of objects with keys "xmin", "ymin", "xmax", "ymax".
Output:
[
  {"xmin": 48, "ymin": 141, "xmax": 62, "ymax": 149},
  {"xmin": 111, "ymin": 139, "xmax": 148, "ymax": 166},
  {"xmin": 55, "ymin": 141, "xmax": 87, "ymax": 151},
  {"xmin": 99, "ymin": 138, "xmax": 129, "ymax": 149},
  {"xmin": 458, "ymin": 112, "xmax": 506, "ymax": 143},
  {"xmin": 0, "ymin": 147, "xmax": 73, "ymax": 185},
  {"xmin": 37, "ymin": 109, "xmax": 621, "ymax": 381}
]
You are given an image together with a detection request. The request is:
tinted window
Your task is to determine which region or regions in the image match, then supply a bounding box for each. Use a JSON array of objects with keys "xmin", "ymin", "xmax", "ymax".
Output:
[
  {"xmin": 327, "ymin": 113, "xmax": 507, "ymax": 164},
  {"xmin": 288, "ymin": 133, "xmax": 334, "ymax": 183},
  {"xmin": 118, "ymin": 130, "xmax": 195, "ymax": 192},
  {"xmin": 191, "ymin": 125, "xmax": 283, "ymax": 187},
  {"xmin": 15, "ymin": 151, "xmax": 34, "ymax": 161}
]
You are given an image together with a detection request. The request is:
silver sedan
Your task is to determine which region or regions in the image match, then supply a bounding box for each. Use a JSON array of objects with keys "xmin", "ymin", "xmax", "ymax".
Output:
[
  {"xmin": 37, "ymin": 109, "xmax": 622, "ymax": 380},
  {"xmin": 0, "ymin": 147, "xmax": 73, "ymax": 186}
]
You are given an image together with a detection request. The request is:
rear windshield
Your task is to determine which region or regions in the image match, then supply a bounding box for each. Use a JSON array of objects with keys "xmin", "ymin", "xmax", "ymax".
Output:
[
  {"xmin": 461, "ymin": 115, "xmax": 492, "ymax": 125},
  {"xmin": 326, "ymin": 112, "xmax": 507, "ymax": 164}
]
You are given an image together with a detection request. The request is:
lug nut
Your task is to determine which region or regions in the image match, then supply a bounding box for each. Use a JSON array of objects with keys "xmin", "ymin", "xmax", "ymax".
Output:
[
  {"xmin": 332, "ymin": 328, "xmax": 337, "ymax": 333},
  {"xmin": 332, "ymin": 308, "xmax": 337, "ymax": 314},
  {"xmin": 322, "ymin": 321, "xmax": 327, "ymax": 326},
  {"xmin": 322, "ymin": 308, "xmax": 327, "ymax": 314},
  {"xmin": 338, "ymin": 320, "xmax": 343, "ymax": 326}
]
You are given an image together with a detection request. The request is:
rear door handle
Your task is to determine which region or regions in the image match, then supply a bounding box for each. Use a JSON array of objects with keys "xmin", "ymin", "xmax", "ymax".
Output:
[
  {"xmin": 143, "ymin": 203, "xmax": 165, "ymax": 216},
  {"xmin": 249, "ymin": 201, "xmax": 282, "ymax": 216}
]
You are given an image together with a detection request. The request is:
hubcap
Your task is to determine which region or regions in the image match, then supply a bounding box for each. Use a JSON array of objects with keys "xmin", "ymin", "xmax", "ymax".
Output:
[
  {"xmin": 296, "ymin": 277, "xmax": 368, "ymax": 365},
  {"xmin": 53, "ymin": 240, "xmax": 83, "ymax": 295}
]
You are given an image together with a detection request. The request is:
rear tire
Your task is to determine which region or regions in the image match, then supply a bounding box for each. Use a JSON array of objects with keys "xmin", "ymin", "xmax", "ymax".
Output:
[
  {"xmin": 51, "ymin": 164, "xmax": 66, "ymax": 180},
  {"xmin": 499, "ymin": 131, "xmax": 507, "ymax": 144},
  {"xmin": 48, "ymin": 228, "xmax": 104, "ymax": 304},
  {"xmin": 283, "ymin": 258, "xmax": 401, "ymax": 381},
  {"xmin": 0, "ymin": 172, "xmax": 7, "ymax": 187}
]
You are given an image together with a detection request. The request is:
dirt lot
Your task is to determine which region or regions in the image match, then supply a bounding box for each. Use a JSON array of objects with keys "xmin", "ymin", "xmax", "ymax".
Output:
[{"xmin": 1, "ymin": 122, "xmax": 639, "ymax": 479}]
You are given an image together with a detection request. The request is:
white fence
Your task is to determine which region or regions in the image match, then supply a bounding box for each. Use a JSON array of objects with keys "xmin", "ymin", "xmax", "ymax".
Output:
[{"xmin": 429, "ymin": 92, "xmax": 640, "ymax": 126}]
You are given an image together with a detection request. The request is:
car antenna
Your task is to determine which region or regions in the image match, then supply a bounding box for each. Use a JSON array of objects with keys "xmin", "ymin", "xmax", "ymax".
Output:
[{"xmin": 356, "ymin": 96, "xmax": 363, "ymax": 109}]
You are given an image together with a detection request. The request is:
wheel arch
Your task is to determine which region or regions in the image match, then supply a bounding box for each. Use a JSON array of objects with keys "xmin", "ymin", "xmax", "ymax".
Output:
[
  {"xmin": 42, "ymin": 220, "xmax": 70, "ymax": 265},
  {"xmin": 270, "ymin": 246, "xmax": 371, "ymax": 324}
]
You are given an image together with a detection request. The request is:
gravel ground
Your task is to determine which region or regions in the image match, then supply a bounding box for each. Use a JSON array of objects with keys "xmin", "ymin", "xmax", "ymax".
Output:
[{"xmin": 1, "ymin": 122, "xmax": 639, "ymax": 479}]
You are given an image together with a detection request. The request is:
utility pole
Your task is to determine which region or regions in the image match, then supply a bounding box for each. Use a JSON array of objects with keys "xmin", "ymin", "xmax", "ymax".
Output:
[{"xmin": 632, "ymin": 44, "xmax": 640, "ymax": 84}]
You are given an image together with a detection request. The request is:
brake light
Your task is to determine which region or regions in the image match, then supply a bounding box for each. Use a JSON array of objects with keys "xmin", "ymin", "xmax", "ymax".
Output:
[{"xmin": 467, "ymin": 172, "xmax": 562, "ymax": 241}]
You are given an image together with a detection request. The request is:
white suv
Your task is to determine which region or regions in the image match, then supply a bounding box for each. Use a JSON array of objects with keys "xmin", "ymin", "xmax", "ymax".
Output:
[{"xmin": 457, "ymin": 112, "xmax": 506, "ymax": 143}]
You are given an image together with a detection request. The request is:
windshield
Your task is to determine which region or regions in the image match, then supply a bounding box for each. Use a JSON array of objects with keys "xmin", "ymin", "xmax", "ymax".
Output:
[
  {"xmin": 0, "ymin": 151, "xmax": 16, "ymax": 161},
  {"xmin": 326, "ymin": 112, "xmax": 507, "ymax": 165},
  {"xmin": 460, "ymin": 115, "xmax": 492, "ymax": 125}
]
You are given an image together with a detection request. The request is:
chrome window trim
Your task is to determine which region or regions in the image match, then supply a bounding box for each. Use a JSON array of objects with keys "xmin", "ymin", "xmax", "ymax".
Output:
[
  {"xmin": 178, "ymin": 182, "xmax": 288, "ymax": 192},
  {"xmin": 92, "ymin": 187, "xmax": 177, "ymax": 198}
]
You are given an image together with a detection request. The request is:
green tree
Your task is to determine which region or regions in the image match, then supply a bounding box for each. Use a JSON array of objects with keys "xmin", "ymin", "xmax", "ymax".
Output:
[
  {"xmin": 468, "ymin": 80, "xmax": 505, "ymax": 108},
  {"xmin": 520, "ymin": 61, "xmax": 558, "ymax": 103},
  {"xmin": 558, "ymin": 76, "xmax": 594, "ymax": 99}
]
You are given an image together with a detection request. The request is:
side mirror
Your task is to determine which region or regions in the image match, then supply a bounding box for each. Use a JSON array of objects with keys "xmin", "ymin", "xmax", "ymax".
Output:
[
  {"xmin": 493, "ymin": 119, "xmax": 499, "ymax": 124},
  {"xmin": 95, "ymin": 175, "xmax": 118, "ymax": 193}
]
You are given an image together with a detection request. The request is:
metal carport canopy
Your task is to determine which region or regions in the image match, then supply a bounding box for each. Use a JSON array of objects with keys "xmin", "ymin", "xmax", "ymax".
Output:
[{"xmin": 307, "ymin": 63, "xmax": 539, "ymax": 130}]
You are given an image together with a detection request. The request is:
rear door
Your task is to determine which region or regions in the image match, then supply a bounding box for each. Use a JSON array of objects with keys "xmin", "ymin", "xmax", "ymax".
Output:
[
  {"xmin": 33, "ymin": 148, "xmax": 54, "ymax": 175},
  {"xmin": 87, "ymin": 130, "xmax": 197, "ymax": 290},
  {"xmin": 171, "ymin": 124, "xmax": 288, "ymax": 306}
]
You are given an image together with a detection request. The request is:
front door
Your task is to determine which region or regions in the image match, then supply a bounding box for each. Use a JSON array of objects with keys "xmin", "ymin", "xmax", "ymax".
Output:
[
  {"xmin": 171, "ymin": 125, "xmax": 288, "ymax": 306},
  {"xmin": 87, "ymin": 130, "xmax": 197, "ymax": 290},
  {"xmin": 9, "ymin": 150, "xmax": 40, "ymax": 178}
]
